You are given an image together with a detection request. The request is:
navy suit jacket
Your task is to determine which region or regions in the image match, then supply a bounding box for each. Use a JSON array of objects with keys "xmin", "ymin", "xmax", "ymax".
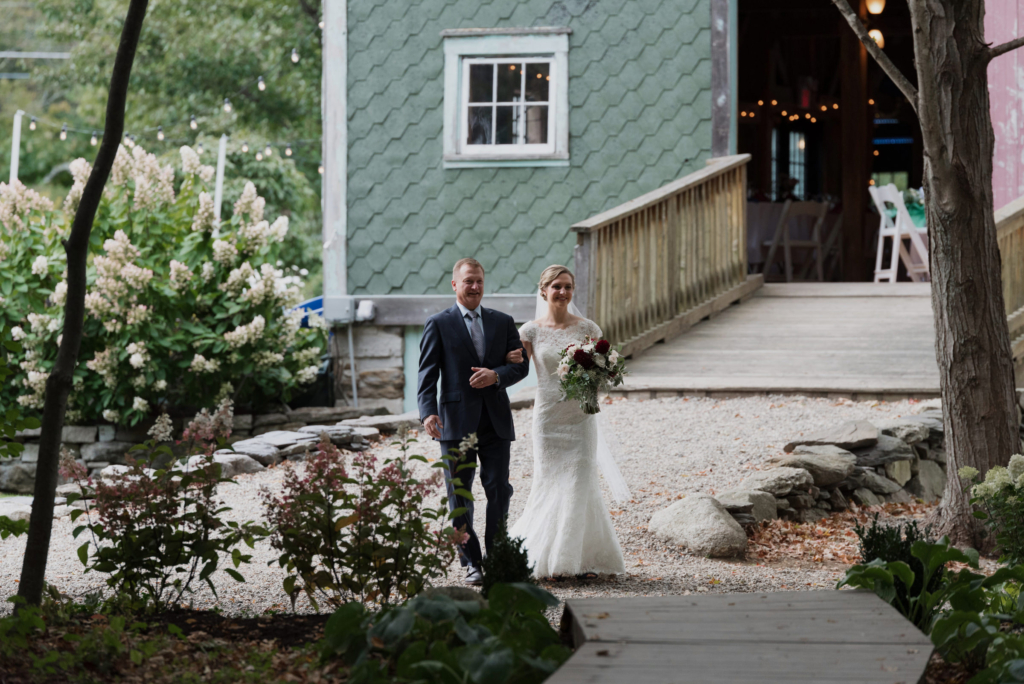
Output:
[{"xmin": 417, "ymin": 304, "xmax": 529, "ymax": 442}]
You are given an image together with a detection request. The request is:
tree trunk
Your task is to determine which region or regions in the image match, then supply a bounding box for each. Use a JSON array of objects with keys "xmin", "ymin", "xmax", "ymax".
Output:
[
  {"xmin": 909, "ymin": 0, "xmax": 1018, "ymax": 548},
  {"xmin": 17, "ymin": 0, "xmax": 150, "ymax": 607}
]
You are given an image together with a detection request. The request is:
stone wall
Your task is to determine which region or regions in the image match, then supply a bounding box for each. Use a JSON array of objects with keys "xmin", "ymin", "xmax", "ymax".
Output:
[{"xmin": 331, "ymin": 324, "xmax": 405, "ymax": 415}]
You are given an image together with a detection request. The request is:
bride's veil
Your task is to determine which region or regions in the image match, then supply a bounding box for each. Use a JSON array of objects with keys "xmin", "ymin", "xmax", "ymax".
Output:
[{"xmin": 534, "ymin": 292, "xmax": 632, "ymax": 503}]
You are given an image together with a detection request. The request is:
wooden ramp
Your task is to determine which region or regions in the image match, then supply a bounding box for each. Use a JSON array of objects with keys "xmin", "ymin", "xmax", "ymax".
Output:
[
  {"xmin": 550, "ymin": 591, "xmax": 933, "ymax": 684},
  {"xmin": 614, "ymin": 283, "xmax": 939, "ymax": 401}
]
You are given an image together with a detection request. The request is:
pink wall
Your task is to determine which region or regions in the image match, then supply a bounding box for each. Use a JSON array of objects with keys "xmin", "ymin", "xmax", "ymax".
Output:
[{"xmin": 989, "ymin": 0, "xmax": 1024, "ymax": 211}]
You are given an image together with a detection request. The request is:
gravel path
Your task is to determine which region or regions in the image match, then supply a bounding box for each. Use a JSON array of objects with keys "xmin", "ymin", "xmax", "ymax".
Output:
[{"xmin": 0, "ymin": 396, "xmax": 921, "ymax": 615}]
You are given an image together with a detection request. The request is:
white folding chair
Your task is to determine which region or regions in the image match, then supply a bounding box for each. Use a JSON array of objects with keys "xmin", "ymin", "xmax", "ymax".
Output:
[
  {"xmin": 869, "ymin": 184, "xmax": 929, "ymax": 282},
  {"xmin": 762, "ymin": 200, "xmax": 828, "ymax": 282}
]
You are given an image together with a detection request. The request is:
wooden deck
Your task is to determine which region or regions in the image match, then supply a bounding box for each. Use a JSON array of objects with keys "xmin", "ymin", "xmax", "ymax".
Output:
[
  {"xmin": 550, "ymin": 591, "xmax": 933, "ymax": 684},
  {"xmin": 613, "ymin": 283, "xmax": 939, "ymax": 401}
]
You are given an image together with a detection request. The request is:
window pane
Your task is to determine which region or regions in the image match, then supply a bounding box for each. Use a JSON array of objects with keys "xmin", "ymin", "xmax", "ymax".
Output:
[
  {"xmin": 525, "ymin": 63, "xmax": 549, "ymax": 102},
  {"xmin": 496, "ymin": 63, "xmax": 521, "ymax": 102},
  {"xmin": 469, "ymin": 64, "xmax": 492, "ymax": 103},
  {"xmin": 467, "ymin": 106, "xmax": 492, "ymax": 145},
  {"xmin": 496, "ymin": 106, "xmax": 516, "ymax": 144},
  {"xmin": 525, "ymin": 106, "xmax": 548, "ymax": 144}
]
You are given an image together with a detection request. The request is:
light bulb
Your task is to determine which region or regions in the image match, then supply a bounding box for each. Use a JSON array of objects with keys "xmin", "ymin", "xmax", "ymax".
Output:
[
  {"xmin": 757, "ymin": 100, "xmax": 764, "ymax": 106},
  {"xmin": 869, "ymin": 99, "xmax": 876, "ymax": 105},
  {"xmin": 241, "ymin": 141, "xmax": 249, "ymax": 153},
  {"xmin": 264, "ymin": 144, "xmax": 272, "ymax": 156},
  {"xmin": 256, "ymin": 152, "xmax": 264, "ymax": 161},
  {"xmin": 869, "ymin": 29, "xmax": 884, "ymax": 48},
  {"xmin": 157, "ymin": 125, "xmax": 164, "ymax": 141},
  {"xmin": 124, "ymin": 133, "xmax": 131, "ymax": 145},
  {"xmin": 781, "ymin": 110, "xmax": 787, "ymax": 116},
  {"xmin": 318, "ymin": 19, "xmax": 324, "ymax": 29},
  {"xmin": 91, "ymin": 131, "xmax": 98, "ymax": 146},
  {"xmin": 29, "ymin": 117, "xmax": 36, "ymax": 131},
  {"xmin": 811, "ymin": 117, "xmax": 817, "ymax": 123},
  {"xmin": 866, "ymin": 0, "xmax": 885, "ymax": 14},
  {"xmin": 285, "ymin": 145, "xmax": 293, "ymax": 156},
  {"xmin": 223, "ymin": 98, "xmax": 232, "ymax": 113},
  {"xmin": 60, "ymin": 124, "xmax": 67, "ymax": 141},
  {"xmin": 197, "ymin": 142, "xmax": 204, "ymax": 155},
  {"xmin": 291, "ymin": 48, "xmax": 299, "ymax": 63},
  {"xmin": 805, "ymin": 113, "xmax": 811, "ymax": 119},
  {"xmin": 833, "ymin": 103, "xmax": 839, "ymax": 110},
  {"xmin": 741, "ymin": 112, "xmax": 747, "ymax": 117},
  {"xmin": 190, "ymin": 115, "xmax": 198, "ymax": 130},
  {"xmin": 821, "ymin": 105, "xmax": 827, "ymax": 111},
  {"xmin": 771, "ymin": 100, "xmax": 777, "ymax": 106},
  {"xmin": 258, "ymin": 76, "xmax": 265, "ymax": 91},
  {"xmin": 318, "ymin": 162, "xmax": 324, "ymax": 174},
  {"xmin": 874, "ymin": 149, "xmax": 880, "ymax": 156}
]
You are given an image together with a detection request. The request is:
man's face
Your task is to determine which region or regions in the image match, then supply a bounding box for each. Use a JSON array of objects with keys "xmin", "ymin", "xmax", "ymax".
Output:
[{"xmin": 452, "ymin": 265, "xmax": 484, "ymax": 309}]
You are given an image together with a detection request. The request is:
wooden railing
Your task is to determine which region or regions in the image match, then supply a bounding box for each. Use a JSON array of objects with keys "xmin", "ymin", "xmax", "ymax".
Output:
[
  {"xmin": 996, "ymin": 195, "xmax": 1024, "ymax": 358},
  {"xmin": 571, "ymin": 154, "xmax": 761, "ymax": 357}
]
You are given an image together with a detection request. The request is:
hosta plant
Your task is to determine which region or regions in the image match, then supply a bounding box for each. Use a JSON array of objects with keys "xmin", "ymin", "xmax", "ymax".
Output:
[{"xmin": 0, "ymin": 144, "xmax": 327, "ymax": 426}]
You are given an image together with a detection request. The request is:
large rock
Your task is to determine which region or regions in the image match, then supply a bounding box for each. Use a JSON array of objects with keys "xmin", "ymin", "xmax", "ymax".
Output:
[
  {"xmin": 81, "ymin": 441, "xmax": 135, "ymax": 464},
  {"xmin": 784, "ymin": 421, "xmax": 878, "ymax": 453},
  {"xmin": 715, "ymin": 490, "xmax": 778, "ymax": 522},
  {"xmin": 738, "ymin": 467, "xmax": 813, "ymax": 497},
  {"xmin": 338, "ymin": 412, "xmax": 419, "ymax": 434},
  {"xmin": 768, "ymin": 445, "xmax": 856, "ymax": 488},
  {"xmin": 232, "ymin": 414, "xmax": 254, "ymax": 431},
  {"xmin": 208, "ymin": 452, "xmax": 266, "ymax": 478},
  {"xmin": 851, "ymin": 488, "xmax": 883, "ymax": 506},
  {"xmin": 509, "ymin": 387, "xmax": 536, "ymax": 410},
  {"xmin": 874, "ymin": 419, "xmax": 931, "ymax": 445},
  {"xmin": 0, "ymin": 463, "xmax": 37, "ymax": 493},
  {"xmin": 853, "ymin": 434, "xmax": 915, "ymax": 467},
  {"xmin": 906, "ymin": 460, "xmax": 946, "ymax": 503},
  {"xmin": 0, "ymin": 504, "xmax": 32, "ymax": 522},
  {"xmin": 830, "ymin": 488, "xmax": 849, "ymax": 511},
  {"xmin": 859, "ymin": 468, "xmax": 904, "ymax": 494},
  {"xmin": 786, "ymin": 492, "xmax": 816, "ymax": 510},
  {"xmin": 288, "ymin": 406, "xmax": 373, "ymax": 424},
  {"xmin": 885, "ymin": 489, "xmax": 914, "ymax": 504},
  {"xmin": 912, "ymin": 399, "xmax": 942, "ymax": 414},
  {"xmin": 884, "ymin": 459, "xmax": 913, "ymax": 487},
  {"xmin": 298, "ymin": 425, "xmax": 356, "ymax": 447},
  {"xmin": 253, "ymin": 413, "xmax": 288, "ymax": 428},
  {"xmin": 648, "ymin": 494, "xmax": 747, "ymax": 558},
  {"xmin": 254, "ymin": 430, "xmax": 318, "ymax": 448},
  {"xmin": 19, "ymin": 443, "xmax": 39, "ymax": 463},
  {"xmin": 61, "ymin": 426, "xmax": 98, "ymax": 443},
  {"xmin": 99, "ymin": 464, "xmax": 155, "ymax": 480},
  {"xmin": 223, "ymin": 439, "xmax": 281, "ymax": 466},
  {"xmin": 901, "ymin": 414, "xmax": 944, "ymax": 443},
  {"xmin": 792, "ymin": 507, "xmax": 831, "ymax": 523},
  {"xmin": 56, "ymin": 482, "xmax": 95, "ymax": 499}
]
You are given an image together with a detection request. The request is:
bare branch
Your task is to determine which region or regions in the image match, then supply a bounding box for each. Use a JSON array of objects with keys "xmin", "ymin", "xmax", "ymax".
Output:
[
  {"xmin": 830, "ymin": 0, "xmax": 919, "ymax": 112},
  {"xmin": 989, "ymin": 36, "xmax": 1024, "ymax": 62}
]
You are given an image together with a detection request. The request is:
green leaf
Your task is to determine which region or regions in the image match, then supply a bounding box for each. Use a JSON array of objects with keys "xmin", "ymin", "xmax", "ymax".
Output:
[
  {"xmin": 77, "ymin": 542, "xmax": 89, "ymax": 566},
  {"xmin": 224, "ymin": 568, "xmax": 245, "ymax": 582}
]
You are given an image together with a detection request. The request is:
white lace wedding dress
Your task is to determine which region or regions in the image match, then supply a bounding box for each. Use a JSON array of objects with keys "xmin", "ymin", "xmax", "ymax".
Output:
[{"xmin": 510, "ymin": 318, "xmax": 626, "ymax": 577}]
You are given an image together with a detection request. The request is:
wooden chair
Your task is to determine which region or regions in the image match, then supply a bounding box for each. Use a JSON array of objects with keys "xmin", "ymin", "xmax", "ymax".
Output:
[
  {"xmin": 762, "ymin": 200, "xmax": 828, "ymax": 282},
  {"xmin": 869, "ymin": 184, "xmax": 929, "ymax": 282}
]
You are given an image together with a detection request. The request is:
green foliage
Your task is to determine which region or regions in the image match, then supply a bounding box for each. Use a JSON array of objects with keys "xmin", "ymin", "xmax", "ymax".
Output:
[
  {"xmin": 0, "ymin": 330, "xmax": 42, "ymax": 461},
  {"xmin": 319, "ymin": 583, "xmax": 571, "ymax": 684},
  {"xmin": 68, "ymin": 404, "xmax": 266, "ymax": 611},
  {"xmin": 972, "ymin": 633, "xmax": 1024, "ymax": 683},
  {"xmin": 854, "ymin": 514, "xmax": 943, "ymax": 613},
  {"xmin": 263, "ymin": 435, "xmax": 460, "ymax": 611},
  {"xmin": 961, "ymin": 458, "xmax": 1024, "ymax": 565},
  {"xmin": 0, "ymin": 515, "xmax": 29, "ymax": 540},
  {"xmin": 1, "ymin": 147, "xmax": 326, "ymax": 425},
  {"xmin": 482, "ymin": 520, "xmax": 534, "ymax": 599}
]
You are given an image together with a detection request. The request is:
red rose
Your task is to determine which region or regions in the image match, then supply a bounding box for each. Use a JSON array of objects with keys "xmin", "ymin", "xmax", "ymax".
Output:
[
  {"xmin": 573, "ymin": 348, "xmax": 596, "ymax": 369},
  {"xmin": 594, "ymin": 339, "xmax": 611, "ymax": 354}
]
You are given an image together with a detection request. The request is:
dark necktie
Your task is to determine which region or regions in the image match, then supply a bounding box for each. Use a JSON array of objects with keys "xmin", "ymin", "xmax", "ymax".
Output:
[{"xmin": 466, "ymin": 310, "xmax": 485, "ymax": 360}]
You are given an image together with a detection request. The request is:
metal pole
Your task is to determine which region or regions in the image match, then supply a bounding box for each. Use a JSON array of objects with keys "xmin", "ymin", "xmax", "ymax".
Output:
[
  {"xmin": 10, "ymin": 110, "xmax": 24, "ymax": 185},
  {"xmin": 347, "ymin": 322, "xmax": 358, "ymax": 407},
  {"xmin": 212, "ymin": 133, "xmax": 228, "ymax": 236}
]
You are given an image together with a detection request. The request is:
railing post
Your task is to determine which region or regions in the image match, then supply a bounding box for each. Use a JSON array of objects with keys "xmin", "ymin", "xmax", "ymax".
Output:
[{"xmin": 574, "ymin": 232, "xmax": 593, "ymax": 319}]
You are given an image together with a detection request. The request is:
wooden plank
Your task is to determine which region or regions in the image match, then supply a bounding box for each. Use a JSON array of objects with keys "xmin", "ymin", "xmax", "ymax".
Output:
[{"xmin": 710, "ymin": 0, "xmax": 731, "ymax": 157}]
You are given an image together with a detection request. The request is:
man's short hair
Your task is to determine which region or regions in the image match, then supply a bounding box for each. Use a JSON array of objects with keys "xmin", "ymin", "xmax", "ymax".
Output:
[{"xmin": 452, "ymin": 258, "xmax": 485, "ymax": 281}]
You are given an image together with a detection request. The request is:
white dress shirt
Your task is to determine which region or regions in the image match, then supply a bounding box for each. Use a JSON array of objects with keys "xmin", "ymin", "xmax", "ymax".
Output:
[{"xmin": 455, "ymin": 301, "xmax": 499, "ymax": 384}]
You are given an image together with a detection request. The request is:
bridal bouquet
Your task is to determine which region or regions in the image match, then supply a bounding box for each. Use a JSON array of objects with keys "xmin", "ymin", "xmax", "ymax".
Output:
[{"xmin": 557, "ymin": 336, "xmax": 626, "ymax": 414}]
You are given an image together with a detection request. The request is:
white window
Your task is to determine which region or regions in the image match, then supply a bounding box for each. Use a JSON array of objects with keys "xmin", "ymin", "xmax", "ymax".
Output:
[{"xmin": 441, "ymin": 28, "xmax": 570, "ymax": 168}]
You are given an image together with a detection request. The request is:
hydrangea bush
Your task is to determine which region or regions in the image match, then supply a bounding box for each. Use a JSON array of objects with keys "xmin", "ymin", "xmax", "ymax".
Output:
[
  {"xmin": 0, "ymin": 144, "xmax": 327, "ymax": 425},
  {"xmin": 960, "ymin": 456, "xmax": 1024, "ymax": 566}
]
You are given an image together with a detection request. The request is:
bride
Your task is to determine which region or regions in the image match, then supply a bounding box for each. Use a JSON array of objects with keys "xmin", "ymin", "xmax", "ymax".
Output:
[{"xmin": 505, "ymin": 265, "xmax": 627, "ymax": 579}]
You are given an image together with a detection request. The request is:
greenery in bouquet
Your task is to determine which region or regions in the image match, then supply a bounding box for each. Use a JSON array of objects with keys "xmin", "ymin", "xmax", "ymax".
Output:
[
  {"xmin": 556, "ymin": 336, "xmax": 626, "ymax": 414},
  {"xmin": 960, "ymin": 457, "xmax": 1024, "ymax": 566},
  {"xmin": 0, "ymin": 143, "xmax": 327, "ymax": 426}
]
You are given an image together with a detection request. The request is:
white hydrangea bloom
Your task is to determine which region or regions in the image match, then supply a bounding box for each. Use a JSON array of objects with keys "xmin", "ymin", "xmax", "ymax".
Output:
[
  {"xmin": 306, "ymin": 311, "xmax": 329, "ymax": 330},
  {"xmin": 69, "ymin": 157, "xmax": 92, "ymax": 185},
  {"xmin": 126, "ymin": 305, "xmax": 150, "ymax": 326},
  {"xmin": 1009, "ymin": 454, "xmax": 1024, "ymax": 484},
  {"xmin": 296, "ymin": 365, "xmax": 319, "ymax": 384},
  {"xmin": 213, "ymin": 240, "xmax": 238, "ymax": 267},
  {"xmin": 199, "ymin": 165, "xmax": 215, "ymax": 183},
  {"xmin": 148, "ymin": 413, "xmax": 174, "ymax": 442},
  {"xmin": 253, "ymin": 350, "xmax": 284, "ymax": 369},
  {"xmin": 132, "ymin": 396, "xmax": 149, "ymax": 413},
  {"xmin": 0, "ymin": 179, "xmax": 55, "ymax": 231},
  {"xmin": 224, "ymin": 315, "xmax": 266, "ymax": 348},
  {"xmin": 169, "ymin": 260, "xmax": 193, "ymax": 291},
  {"xmin": 180, "ymin": 145, "xmax": 202, "ymax": 175},
  {"xmin": 201, "ymin": 261, "xmax": 216, "ymax": 282},
  {"xmin": 191, "ymin": 192, "xmax": 216, "ymax": 232},
  {"xmin": 154, "ymin": 379, "xmax": 167, "ymax": 392},
  {"xmin": 216, "ymin": 382, "xmax": 234, "ymax": 402},
  {"xmin": 268, "ymin": 216, "xmax": 289, "ymax": 242},
  {"xmin": 32, "ymin": 255, "xmax": 48, "ymax": 276},
  {"xmin": 10, "ymin": 326, "xmax": 25, "ymax": 341},
  {"xmin": 52, "ymin": 281, "xmax": 68, "ymax": 306},
  {"xmin": 221, "ymin": 262, "xmax": 256, "ymax": 295},
  {"xmin": 46, "ymin": 317, "xmax": 61, "ymax": 333},
  {"xmin": 126, "ymin": 341, "xmax": 150, "ymax": 369},
  {"xmin": 131, "ymin": 374, "xmax": 146, "ymax": 389},
  {"xmin": 233, "ymin": 182, "xmax": 265, "ymax": 223},
  {"xmin": 102, "ymin": 409, "xmax": 119, "ymax": 423},
  {"xmin": 189, "ymin": 354, "xmax": 221, "ymax": 373},
  {"xmin": 293, "ymin": 346, "xmax": 321, "ymax": 366},
  {"xmin": 27, "ymin": 313, "xmax": 51, "ymax": 332}
]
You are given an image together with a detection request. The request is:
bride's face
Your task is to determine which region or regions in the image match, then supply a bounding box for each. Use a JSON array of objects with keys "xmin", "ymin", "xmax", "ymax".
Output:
[{"xmin": 544, "ymin": 274, "xmax": 574, "ymax": 309}]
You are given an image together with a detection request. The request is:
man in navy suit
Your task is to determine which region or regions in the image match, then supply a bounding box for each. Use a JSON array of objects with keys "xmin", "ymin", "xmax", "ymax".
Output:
[{"xmin": 417, "ymin": 258, "xmax": 530, "ymax": 585}]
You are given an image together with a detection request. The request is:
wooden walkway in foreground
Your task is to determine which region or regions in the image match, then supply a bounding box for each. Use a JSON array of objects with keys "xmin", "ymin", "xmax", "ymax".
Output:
[
  {"xmin": 550, "ymin": 591, "xmax": 933, "ymax": 684},
  {"xmin": 613, "ymin": 283, "xmax": 939, "ymax": 401}
]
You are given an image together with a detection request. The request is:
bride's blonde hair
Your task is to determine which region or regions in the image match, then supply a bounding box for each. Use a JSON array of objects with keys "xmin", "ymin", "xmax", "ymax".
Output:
[{"xmin": 538, "ymin": 265, "xmax": 575, "ymax": 300}]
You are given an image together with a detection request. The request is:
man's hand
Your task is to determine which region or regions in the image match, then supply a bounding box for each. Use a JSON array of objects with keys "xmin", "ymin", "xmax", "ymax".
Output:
[
  {"xmin": 470, "ymin": 367, "xmax": 499, "ymax": 388},
  {"xmin": 423, "ymin": 415, "xmax": 443, "ymax": 439},
  {"xmin": 505, "ymin": 348, "xmax": 524, "ymax": 364}
]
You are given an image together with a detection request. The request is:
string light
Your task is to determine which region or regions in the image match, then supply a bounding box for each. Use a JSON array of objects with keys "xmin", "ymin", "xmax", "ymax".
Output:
[
  {"xmin": 874, "ymin": 149, "xmax": 880, "ymax": 156},
  {"xmin": 91, "ymin": 131, "xmax": 98, "ymax": 146},
  {"xmin": 821, "ymin": 105, "xmax": 827, "ymax": 111},
  {"xmin": 833, "ymin": 103, "xmax": 839, "ymax": 110},
  {"xmin": 157, "ymin": 126, "xmax": 164, "ymax": 141},
  {"xmin": 318, "ymin": 162, "xmax": 324, "ymax": 174},
  {"xmin": 223, "ymin": 98, "xmax": 232, "ymax": 113},
  {"xmin": 291, "ymin": 48, "xmax": 299, "ymax": 64},
  {"xmin": 197, "ymin": 142, "xmax": 204, "ymax": 155},
  {"xmin": 869, "ymin": 99, "xmax": 876, "ymax": 105},
  {"xmin": 781, "ymin": 110, "xmax": 787, "ymax": 116},
  {"xmin": 771, "ymin": 100, "xmax": 777, "ymax": 106},
  {"xmin": 805, "ymin": 113, "xmax": 811, "ymax": 119},
  {"xmin": 241, "ymin": 141, "xmax": 249, "ymax": 153},
  {"xmin": 258, "ymin": 76, "xmax": 266, "ymax": 91},
  {"xmin": 60, "ymin": 124, "xmax": 67, "ymax": 141},
  {"xmin": 29, "ymin": 116, "xmax": 36, "ymax": 131},
  {"xmin": 124, "ymin": 132, "xmax": 131, "ymax": 146},
  {"xmin": 256, "ymin": 152, "xmax": 264, "ymax": 161},
  {"xmin": 264, "ymin": 143, "xmax": 273, "ymax": 156},
  {"xmin": 740, "ymin": 111, "xmax": 747, "ymax": 117},
  {"xmin": 757, "ymin": 100, "xmax": 764, "ymax": 106},
  {"xmin": 285, "ymin": 145, "xmax": 293, "ymax": 156},
  {"xmin": 318, "ymin": 19, "xmax": 324, "ymax": 29},
  {"xmin": 811, "ymin": 117, "xmax": 817, "ymax": 123},
  {"xmin": 190, "ymin": 115, "xmax": 198, "ymax": 130}
]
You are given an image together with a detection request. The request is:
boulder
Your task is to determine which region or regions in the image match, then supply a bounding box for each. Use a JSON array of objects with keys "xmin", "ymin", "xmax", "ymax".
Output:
[
  {"xmin": 232, "ymin": 414, "xmax": 254, "ymax": 431},
  {"xmin": 338, "ymin": 412, "xmax": 419, "ymax": 434},
  {"xmin": 715, "ymin": 490, "xmax": 778, "ymax": 522},
  {"xmin": 906, "ymin": 460, "xmax": 946, "ymax": 503},
  {"xmin": 13, "ymin": 427, "xmax": 42, "ymax": 440},
  {"xmin": 20, "ymin": 443, "xmax": 39, "ymax": 464},
  {"xmin": 923, "ymin": 447, "xmax": 947, "ymax": 464},
  {"xmin": 253, "ymin": 430, "xmax": 318, "ymax": 448},
  {"xmin": 768, "ymin": 445, "xmax": 856, "ymax": 487},
  {"xmin": 901, "ymin": 414, "xmax": 944, "ymax": 443},
  {"xmin": 859, "ymin": 468, "xmax": 904, "ymax": 494},
  {"xmin": 298, "ymin": 425, "xmax": 356, "ymax": 447},
  {"xmin": 884, "ymin": 459, "xmax": 913, "ymax": 487},
  {"xmin": 874, "ymin": 419, "xmax": 931, "ymax": 445},
  {"xmin": 648, "ymin": 494, "xmax": 747, "ymax": 558},
  {"xmin": 253, "ymin": 413, "xmax": 288, "ymax": 428},
  {"xmin": 884, "ymin": 489, "xmax": 914, "ymax": 504},
  {"xmin": 738, "ymin": 467, "xmax": 813, "ymax": 497},
  {"xmin": 61, "ymin": 426, "xmax": 97, "ymax": 444},
  {"xmin": 56, "ymin": 482, "xmax": 94, "ymax": 499},
  {"xmin": 0, "ymin": 463, "xmax": 37, "ymax": 493},
  {"xmin": 853, "ymin": 434, "xmax": 915, "ymax": 467},
  {"xmin": 99, "ymin": 464, "xmax": 155, "ymax": 480},
  {"xmin": 0, "ymin": 504, "xmax": 32, "ymax": 522},
  {"xmin": 81, "ymin": 441, "xmax": 135, "ymax": 464},
  {"xmin": 288, "ymin": 406, "xmax": 371, "ymax": 424},
  {"xmin": 280, "ymin": 441, "xmax": 321, "ymax": 458},
  {"xmin": 209, "ymin": 452, "xmax": 266, "ymax": 478},
  {"xmin": 786, "ymin": 492, "xmax": 816, "ymax": 510},
  {"xmin": 52, "ymin": 505, "xmax": 74, "ymax": 518},
  {"xmin": 792, "ymin": 508, "xmax": 830, "ymax": 523},
  {"xmin": 98, "ymin": 425, "xmax": 116, "ymax": 442},
  {"xmin": 509, "ymin": 387, "xmax": 536, "ymax": 410},
  {"xmin": 911, "ymin": 399, "xmax": 942, "ymax": 414},
  {"xmin": 783, "ymin": 420, "xmax": 878, "ymax": 453},
  {"xmin": 229, "ymin": 439, "xmax": 283, "ymax": 466},
  {"xmin": 851, "ymin": 488, "xmax": 883, "ymax": 506},
  {"xmin": 348, "ymin": 426, "xmax": 381, "ymax": 440},
  {"xmin": 830, "ymin": 488, "xmax": 849, "ymax": 511}
]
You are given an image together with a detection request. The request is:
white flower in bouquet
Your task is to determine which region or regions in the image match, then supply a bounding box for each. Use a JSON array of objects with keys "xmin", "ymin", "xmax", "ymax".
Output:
[{"xmin": 557, "ymin": 361, "xmax": 571, "ymax": 378}]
